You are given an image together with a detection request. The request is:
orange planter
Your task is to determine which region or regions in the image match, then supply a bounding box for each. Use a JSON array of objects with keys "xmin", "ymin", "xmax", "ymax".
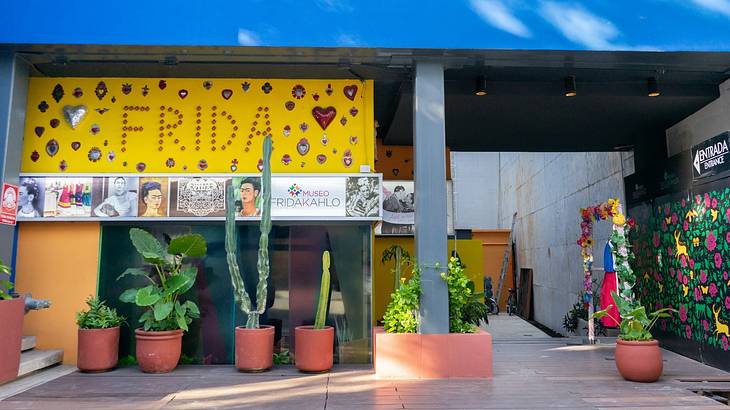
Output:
[
  {"xmin": 0, "ymin": 297, "xmax": 24, "ymax": 384},
  {"xmin": 294, "ymin": 326, "xmax": 334, "ymax": 372},
  {"xmin": 134, "ymin": 329, "xmax": 183, "ymax": 373},
  {"xmin": 77, "ymin": 327, "xmax": 120, "ymax": 372},
  {"xmin": 615, "ymin": 339, "xmax": 663, "ymax": 382},
  {"xmin": 235, "ymin": 325, "xmax": 274, "ymax": 372},
  {"xmin": 374, "ymin": 327, "xmax": 493, "ymax": 379}
]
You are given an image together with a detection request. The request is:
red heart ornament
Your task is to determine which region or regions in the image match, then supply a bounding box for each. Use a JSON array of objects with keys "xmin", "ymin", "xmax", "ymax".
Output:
[
  {"xmin": 312, "ymin": 106, "xmax": 337, "ymax": 130},
  {"xmin": 178, "ymin": 89, "xmax": 188, "ymax": 99},
  {"xmin": 221, "ymin": 89, "xmax": 233, "ymax": 100},
  {"xmin": 343, "ymin": 85, "xmax": 358, "ymax": 101},
  {"xmin": 159, "ymin": 80, "xmax": 167, "ymax": 90},
  {"xmin": 34, "ymin": 127, "xmax": 44, "ymax": 137},
  {"xmin": 50, "ymin": 119, "xmax": 60, "ymax": 128}
]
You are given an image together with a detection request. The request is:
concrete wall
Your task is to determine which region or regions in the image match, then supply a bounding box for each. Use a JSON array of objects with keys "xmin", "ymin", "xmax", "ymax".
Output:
[
  {"xmin": 452, "ymin": 152, "xmax": 626, "ymax": 334},
  {"xmin": 666, "ymin": 78, "xmax": 730, "ymax": 157},
  {"xmin": 452, "ymin": 152, "xmax": 500, "ymax": 229}
]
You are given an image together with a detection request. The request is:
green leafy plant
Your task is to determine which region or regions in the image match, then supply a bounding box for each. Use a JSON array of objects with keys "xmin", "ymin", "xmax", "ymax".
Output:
[
  {"xmin": 461, "ymin": 282, "xmax": 487, "ymax": 327},
  {"xmin": 383, "ymin": 268, "xmax": 421, "ymax": 333},
  {"xmin": 117, "ymin": 228, "xmax": 206, "ymax": 332},
  {"xmin": 226, "ymin": 135, "xmax": 273, "ymax": 329},
  {"xmin": 440, "ymin": 257, "xmax": 477, "ymax": 333},
  {"xmin": 314, "ymin": 251, "xmax": 331, "ymax": 329},
  {"xmin": 0, "ymin": 258, "xmax": 13, "ymax": 300},
  {"xmin": 273, "ymin": 350, "xmax": 291, "ymax": 365},
  {"xmin": 76, "ymin": 296, "xmax": 125, "ymax": 329},
  {"xmin": 381, "ymin": 245, "xmax": 411, "ymax": 292},
  {"xmin": 593, "ymin": 291, "xmax": 675, "ymax": 341}
]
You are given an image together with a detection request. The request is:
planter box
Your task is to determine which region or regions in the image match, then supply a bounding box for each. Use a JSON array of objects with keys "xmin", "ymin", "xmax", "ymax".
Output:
[{"xmin": 373, "ymin": 327, "xmax": 493, "ymax": 379}]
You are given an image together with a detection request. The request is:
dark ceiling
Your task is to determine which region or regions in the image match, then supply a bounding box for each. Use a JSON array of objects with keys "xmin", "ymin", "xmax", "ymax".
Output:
[{"xmin": 4, "ymin": 44, "xmax": 730, "ymax": 153}]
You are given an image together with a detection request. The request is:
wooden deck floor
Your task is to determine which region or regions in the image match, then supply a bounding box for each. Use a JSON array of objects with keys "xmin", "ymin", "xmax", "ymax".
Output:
[{"xmin": 1, "ymin": 337, "xmax": 728, "ymax": 409}]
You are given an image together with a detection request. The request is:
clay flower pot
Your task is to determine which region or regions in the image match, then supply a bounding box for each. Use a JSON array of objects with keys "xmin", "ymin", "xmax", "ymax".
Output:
[
  {"xmin": 0, "ymin": 297, "xmax": 24, "ymax": 384},
  {"xmin": 295, "ymin": 326, "xmax": 334, "ymax": 373},
  {"xmin": 615, "ymin": 339, "xmax": 663, "ymax": 382},
  {"xmin": 134, "ymin": 329, "xmax": 183, "ymax": 373},
  {"xmin": 77, "ymin": 327, "xmax": 120, "ymax": 372},
  {"xmin": 235, "ymin": 325, "xmax": 274, "ymax": 372}
]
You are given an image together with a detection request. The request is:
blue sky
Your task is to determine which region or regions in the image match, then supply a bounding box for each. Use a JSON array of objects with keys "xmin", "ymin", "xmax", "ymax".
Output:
[{"xmin": 2, "ymin": 0, "xmax": 730, "ymax": 51}]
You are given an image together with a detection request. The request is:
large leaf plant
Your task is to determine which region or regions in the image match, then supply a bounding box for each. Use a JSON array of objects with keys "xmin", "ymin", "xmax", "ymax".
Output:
[
  {"xmin": 117, "ymin": 228, "xmax": 206, "ymax": 332},
  {"xmin": 593, "ymin": 291, "xmax": 675, "ymax": 341},
  {"xmin": 0, "ymin": 258, "xmax": 13, "ymax": 300}
]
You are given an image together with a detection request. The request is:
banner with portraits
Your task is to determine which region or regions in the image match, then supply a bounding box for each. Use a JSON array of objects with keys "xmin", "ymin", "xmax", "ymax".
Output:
[{"xmin": 17, "ymin": 174, "xmax": 382, "ymax": 221}]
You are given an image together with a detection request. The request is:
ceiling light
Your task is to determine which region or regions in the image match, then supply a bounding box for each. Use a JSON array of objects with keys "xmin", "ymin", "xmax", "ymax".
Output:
[
  {"xmin": 474, "ymin": 75, "xmax": 487, "ymax": 96},
  {"xmin": 647, "ymin": 76, "xmax": 660, "ymax": 97},
  {"xmin": 564, "ymin": 75, "xmax": 577, "ymax": 97}
]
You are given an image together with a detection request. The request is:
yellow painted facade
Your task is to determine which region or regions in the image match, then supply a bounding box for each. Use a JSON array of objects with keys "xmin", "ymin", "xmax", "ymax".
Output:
[
  {"xmin": 22, "ymin": 78, "xmax": 374, "ymax": 174},
  {"xmin": 14, "ymin": 222, "xmax": 101, "ymax": 364},
  {"xmin": 372, "ymin": 238, "xmax": 484, "ymax": 324}
]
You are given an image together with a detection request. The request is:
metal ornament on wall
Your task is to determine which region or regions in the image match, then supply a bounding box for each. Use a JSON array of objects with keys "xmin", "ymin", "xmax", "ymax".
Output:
[{"xmin": 62, "ymin": 105, "xmax": 87, "ymax": 129}]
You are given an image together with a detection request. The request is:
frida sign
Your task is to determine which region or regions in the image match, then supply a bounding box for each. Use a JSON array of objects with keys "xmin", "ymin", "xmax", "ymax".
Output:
[{"xmin": 692, "ymin": 131, "xmax": 730, "ymax": 180}]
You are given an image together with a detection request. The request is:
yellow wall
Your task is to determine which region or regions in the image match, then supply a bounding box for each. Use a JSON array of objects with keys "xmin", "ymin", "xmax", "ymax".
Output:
[
  {"xmin": 373, "ymin": 238, "xmax": 484, "ymax": 324},
  {"xmin": 23, "ymin": 78, "xmax": 374, "ymax": 173},
  {"xmin": 15, "ymin": 222, "xmax": 100, "ymax": 364}
]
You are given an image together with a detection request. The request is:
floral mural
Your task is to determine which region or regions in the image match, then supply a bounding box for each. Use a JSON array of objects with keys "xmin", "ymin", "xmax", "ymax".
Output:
[{"xmin": 631, "ymin": 187, "xmax": 730, "ymax": 357}]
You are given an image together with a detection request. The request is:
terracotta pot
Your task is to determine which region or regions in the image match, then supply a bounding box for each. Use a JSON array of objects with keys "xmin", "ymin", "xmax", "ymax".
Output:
[
  {"xmin": 0, "ymin": 297, "xmax": 24, "ymax": 384},
  {"xmin": 295, "ymin": 326, "xmax": 334, "ymax": 372},
  {"xmin": 135, "ymin": 329, "xmax": 183, "ymax": 373},
  {"xmin": 77, "ymin": 327, "xmax": 120, "ymax": 372},
  {"xmin": 235, "ymin": 325, "xmax": 274, "ymax": 372},
  {"xmin": 615, "ymin": 339, "xmax": 663, "ymax": 382}
]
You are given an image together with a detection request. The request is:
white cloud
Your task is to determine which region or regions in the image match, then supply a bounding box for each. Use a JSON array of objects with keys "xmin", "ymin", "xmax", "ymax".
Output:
[
  {"xmin": 469, "ymin": 0, "xmax": 532, "ymax": 38},
  {"xmin": 237, "ymin": 28, "xmax": 260, "ymax": 46},
  {"xmin": 336, "ymin": 33, "xmax": 363, "ymax": 47},
  {"xmin": 539, "ymin": 2, "xmax": 658, "ymax": 50},
  {"xmin": 316, "ymin": 0, "xmax": 353, "ymax": 12},
  {"xmin": 690, "ymin": 0, "xmax": 730, "ymax": 18}
]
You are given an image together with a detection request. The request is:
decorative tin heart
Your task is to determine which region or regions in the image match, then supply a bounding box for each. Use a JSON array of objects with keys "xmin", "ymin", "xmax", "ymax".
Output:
[
  {"xmin": 178, "ymin": 89, "xmax": 188, "ymax": 99},
  {"xmin": 50, "ymin": 118, "xmax": 60, "ymax": 128},
  {"xmin": 282, "ymin": 154, "xmax": 292, "ymax": 165},
  {"xmin": 87, "ymin": 147, "xmax": 102, "ymax": 162},
  {"xmin": 34, "ymin": 127, "xmax": 44, "ymax": 137},
  {"xmin": 107, "ymin": 151, "xmax": 115, "ymax": 162},
  {"xmin": 95, "ymin": 81, "xmax": 108, "ymax": 100},
  {"xmin": 283, "ymin": 125, "xmax": 291, "ymax": 137},
  {"xmin": 342, "ymin": 156, "xmax": 353, "ymax": 167},
  {"xmin": 285, "ymin": 101, "xmax": 295, "ymax": 111},
  {"xmin": 45, "ymin": 139, "xmax": 59, "ymax": 157},
  {"xmin": 71, "ymin": 141, "xmax": 81, "ymax": 151},
  {"xmin": 340, "ymin": 116, "xmax": 347, "ymax": 126},
  {"xmin": 297, "ymin": 138, "xmax": 310, "ymax": 156},
  {"xmin": 203, "ymin": 81, "xmax": 213, "ymax": 90},
  {"xmin": 198, "ymin": 159, "xmax": 208, "ymax": 171},
  {"xmin": 321, "ymin": 134, "xmax": 329, "ymax": 146},
  {"xmin": 166, "ymin": 158, "xmax": 175, "ymax": 168},
  {"xmin": 349, "ymin": 107, "xmax": 358, "ymax": 117},
  {"xmin": 312, "ymin": 93, "xmax": 320, "ymax": 101},
  {"xmin": 299, "ymin": 122, "xmax": 309, "ymax": 132},
  {"xmin": 62, "ymin": 105, "xmax": 87, "ymax": 129},
  {"xmin": 73, "ymin": 87, "xmax": 83, "ymax": 98},
  {"xmin": 241, "ymin": 82, "xmax": 250, "ymax": 92},
  {"xmin": 142, "ymin": 85, "xmax": 150, "ymax": 96},
  {"xmin": 121, "ymin": 83, "xmax": 132, "ymax": 95},
  {"xmin": 52, "ymin": 84, "xmax": 64, "ymax": 103},
  {"xmin": 58, "ymin": 160, "xmax": 67, "ymax": 172},
  {"xmin": 312, "ymin": 106, "xmax": 336, "ymax": 130},
  {"xmin": 257, "ymin": 159, "xmax": 264, "ymax": 172},
  {"xmin": 349, "ymin": 136, "xmax": 358, "ymax": 145},
  {"xmin": 95, "ymin": 108, "xmax": 109, "ymax": 115},
  {"xmin": 30, "ymin": 151, "xmax": 40, "ymax": 162},
  {"xmin": 393, "ymin": 168, "xmax": 400, "ymax": 176},
  {"xmin": 90, "ymin": 124, "xmax": 100, "ymax": 135},
  {"xmin": 325, "ymin": 84, "xmax": 333, "ymax": 96},
  {"xmin": 317, "ymin": 154, "xmax": 327, "ymax": 164},
  {"xmin": 159, "ymin": 80, "xmax": 167, "ymax": 90},
  {"xmin": 136, "ymin": 162, "xmax": 147, "ymax": 172},
  {"xmin": 343, "ymin": 85, "xmax": 358, "ymax": 101},
  {"xmin": 221, "ymin": 89, "xmax": 233, "ymax": 100}
]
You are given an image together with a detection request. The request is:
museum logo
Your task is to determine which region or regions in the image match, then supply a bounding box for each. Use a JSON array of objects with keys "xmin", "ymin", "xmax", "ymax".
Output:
[{"xmin": 276, "ymin": 182, "xmax": 341, "ymax": 208}]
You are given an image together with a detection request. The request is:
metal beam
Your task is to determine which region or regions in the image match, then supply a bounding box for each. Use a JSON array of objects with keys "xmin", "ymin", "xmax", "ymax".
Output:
[{"xmin": 413, "ymin": 61, "xmax": 449, "ymax": 334}]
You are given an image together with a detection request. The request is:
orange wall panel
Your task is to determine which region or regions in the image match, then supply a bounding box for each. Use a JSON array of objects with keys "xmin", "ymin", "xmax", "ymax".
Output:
[
  {"xmin": 15, "ymin": 222, "xmax": 100, "ymax": 364},
  {"xmin": 472, "ymin": 230, "xmax": 514, "ymax": 310},
  {"xmin": 375, "ymin": 141, "xmax": 451, "ymax": 180}
]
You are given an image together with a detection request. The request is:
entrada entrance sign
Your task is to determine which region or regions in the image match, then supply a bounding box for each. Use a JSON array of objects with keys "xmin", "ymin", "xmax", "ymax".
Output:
[{"xmin": 692, "ymin": 131, "xmax": 730, "ymax": 180}]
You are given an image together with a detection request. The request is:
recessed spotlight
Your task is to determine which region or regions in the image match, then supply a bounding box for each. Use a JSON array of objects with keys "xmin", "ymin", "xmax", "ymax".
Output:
[
  {"xmin": 647, "ymin": 76, "xmax": 660, "ymax": 97},
  {"xmin": 474, "ymin": 75, "xmax": 487, "ymax": 96},
  {"xmin": 564, "ymin": 75, "xmax": 577, "ymax": 97}
]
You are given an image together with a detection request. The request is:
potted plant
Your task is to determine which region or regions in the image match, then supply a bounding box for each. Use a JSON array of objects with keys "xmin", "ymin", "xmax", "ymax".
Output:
[
  {"xmin": 225, "ymin": 135, "xmax": 274, "ymax": 372},
  {"xmin": 76, "ymin": 296, "xmax": 125, "ymax": 372},
  {"xmin": 0, "ymin": 259, "xmax": 24, "ymax": 384},
  {"xmin": 593, "ymin": 292, "xmax": 675, "ymax": 382},
  {"xmin": 294, "ymin": 251, "xmax": 334, "ymax": 372},
  {"xmin": 117, "ymin": 228, "xmax": 206, "ymax": 373}
]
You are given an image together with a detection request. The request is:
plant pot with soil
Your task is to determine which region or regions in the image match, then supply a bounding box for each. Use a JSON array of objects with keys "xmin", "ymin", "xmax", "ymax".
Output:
[
  {"xmin": 117, "ymin": 228, "xmax": 206, "ymax": 374},
  {"xmin": 76, "ymin": 296, "xmax": 125, "ymax": 372},
  {"xmin": 0, "ymin": 260, "xmax": 24, "ymax": 385},
  {"xmin": 225, "ymin": 135, "xmax": 276, "ymax": 372},
  {"xmin": 294, "ymin": 251, "xmax": 334, "ymax": 372}
]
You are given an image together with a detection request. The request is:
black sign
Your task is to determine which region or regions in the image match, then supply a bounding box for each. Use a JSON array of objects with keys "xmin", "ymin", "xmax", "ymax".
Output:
[{"xmin": 692, "ymin": 131, "xmax": 730, "ymax": 180}]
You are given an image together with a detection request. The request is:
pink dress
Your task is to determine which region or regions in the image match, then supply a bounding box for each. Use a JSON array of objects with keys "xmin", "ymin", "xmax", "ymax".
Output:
[{"xmin": 600, "ymin": 242, "xmax": 620, "ymax": 328}]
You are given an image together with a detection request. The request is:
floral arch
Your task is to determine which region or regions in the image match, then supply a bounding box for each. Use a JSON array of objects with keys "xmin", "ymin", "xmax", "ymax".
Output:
[{"xmin": 577, "ymin": 198, "xmax": 635, "ymax": 343}]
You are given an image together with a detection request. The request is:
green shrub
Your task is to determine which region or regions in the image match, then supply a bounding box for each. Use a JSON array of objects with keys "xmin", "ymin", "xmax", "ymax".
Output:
[
  {"xmin": 383, "ymin": 269, "xmax": 421, "ymax": 333},
  {"xmin": 440, "ymin": 257, "xmax": 477, "ymax": 333},
  {"xmin": 0, "ymin": 258, "xmax": 13, "ymax": 300},
  {"xmin": 76, "ymin": 296, "xmax": 124, "ymax": 329}
]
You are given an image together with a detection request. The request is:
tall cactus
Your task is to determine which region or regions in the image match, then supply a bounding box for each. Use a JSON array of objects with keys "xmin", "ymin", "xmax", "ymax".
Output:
[
  {"xmin": 225, "ymin": 135, "xmax": 273, "ymax": 329},
  {"xmin": 314, "ymin": 251, "xmax": 331, "ymax": 329}
]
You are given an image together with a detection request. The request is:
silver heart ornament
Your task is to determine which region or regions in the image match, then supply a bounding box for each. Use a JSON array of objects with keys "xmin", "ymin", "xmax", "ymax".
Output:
[{"xmin": 63, "ymin": 105, "xmax": 87, "ymax": 129}]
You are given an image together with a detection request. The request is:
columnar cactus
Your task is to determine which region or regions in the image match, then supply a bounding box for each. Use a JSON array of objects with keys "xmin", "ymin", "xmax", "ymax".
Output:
[
  {"xmin": 313, "ymin": 251, "xmax": 331, "ymax": 329},
  {"xmin": 225, "ymin": 135, "xmax": 273, "ymax": 329}
]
